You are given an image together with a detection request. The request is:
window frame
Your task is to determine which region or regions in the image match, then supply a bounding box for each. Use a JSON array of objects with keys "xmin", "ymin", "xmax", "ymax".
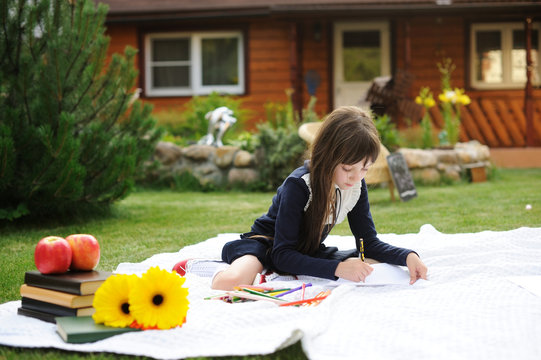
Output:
[
  {"xmin": 144, "ymin": 31, "xmax": 245, "ymax": 97},
  {"xmin": 470, "ymin": 22, "xmax": 540, "ymax": 89}
]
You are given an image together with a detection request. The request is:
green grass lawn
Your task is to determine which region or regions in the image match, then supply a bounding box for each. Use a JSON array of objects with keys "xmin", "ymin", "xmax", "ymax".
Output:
[{"xmin": 1, "ymin": 168, "xmax": 540, "ymax": 359}]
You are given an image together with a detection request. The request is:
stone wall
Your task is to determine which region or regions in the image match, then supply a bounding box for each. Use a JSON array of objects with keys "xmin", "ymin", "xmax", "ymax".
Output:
[
  {"xmin": 398, "ymin": 141, "xmax": 491, "ymax": 184},
  {"xmin": 145, "ymin": 142, "xmax": 259, "ymax": 187},
  {"xmin": 145, "ymin": 141, "xmax": 491, "ymax": 188}
]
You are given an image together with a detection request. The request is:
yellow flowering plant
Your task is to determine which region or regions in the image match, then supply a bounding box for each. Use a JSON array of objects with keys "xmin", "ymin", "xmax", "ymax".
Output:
[
  {"xmin": 93, "ymin": 267, "xmax": 189, "ymax": 330},
  {"xmin": 437, "ymin": 58, "xmax": 471, "ymax": 146},
  {"xmin": 415, "ymin": 86, "xmax": 436, "ymax": 149}
]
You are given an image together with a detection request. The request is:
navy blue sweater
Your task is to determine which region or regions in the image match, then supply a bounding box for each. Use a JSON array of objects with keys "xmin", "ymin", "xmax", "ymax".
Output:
[{"xmin": 250, "ymin": 163, "xmax": 414, "ymax": 279}]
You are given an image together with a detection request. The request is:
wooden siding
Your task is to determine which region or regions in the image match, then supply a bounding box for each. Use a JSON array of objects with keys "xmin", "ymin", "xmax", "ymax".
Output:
[
  {"xmin": 395, "ymin": 16, "xmax": 466, "ymax": 96},
  {"xmin": 425, "ymin": 94, "xmax": 541, "ymax": 147}
]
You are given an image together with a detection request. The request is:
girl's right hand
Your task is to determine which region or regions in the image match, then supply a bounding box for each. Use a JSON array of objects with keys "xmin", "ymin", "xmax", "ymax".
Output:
[{"xmin": 334, "ymin": 258, "xmax": 374, "ymax": 282}]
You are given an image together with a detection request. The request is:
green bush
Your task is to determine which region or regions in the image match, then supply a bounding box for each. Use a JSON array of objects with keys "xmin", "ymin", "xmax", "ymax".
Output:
[
  {"xmin": 254, "ymin": 123, "xmax": 307, "ymax": 191},
  {"xmin": 254, "ymin": 92, "xmax": 313, "ymax": 190},
  {"xmin": 373, "ymin": 114, "xmax": 400, "ymax": 151},
  {"xmin": 0, "ymin": 0, "xmax": 162, "ymax": 220}
]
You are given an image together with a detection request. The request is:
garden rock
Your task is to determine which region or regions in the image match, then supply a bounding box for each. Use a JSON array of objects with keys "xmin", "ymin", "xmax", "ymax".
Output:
[
  {"xmin": 234, "ymin": 150, "xmax": 255, "ymax": 168},
  {"xmin": 411, "ymin": 168, "xmax": 441, "ymax": 184},
  {"xmin": 154, "ymin": 141, "xmax": 183, "ymax": 165},
  {"xmin": 183, "ymin": 145, "xmax": 215, "ymax": 161},
  {"xmin": 228, "ymin": 168, "xmax": 259, "ymax": 185},
  {"xmin": 398, "ymin": 148, "xmax": 438, "ymax": 168},
  {"xmin": 214, "ymin": 146, "xmax": 238, "ymax": 169}
]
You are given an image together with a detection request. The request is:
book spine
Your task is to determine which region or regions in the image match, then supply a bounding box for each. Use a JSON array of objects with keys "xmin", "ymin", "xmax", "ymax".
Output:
[
  {"xmin": 21, "ymin": 297, "xmax": 78, "ymax": 316},
  {"xmin": 17, "ymin": 307, "xmax": 57, "ymax": 324},
  {"xmin": 20, "ymin": 285, "xmax": 94, "ymax": 308},
  {"xmin": 24, "ymin": 273, "xmax": 82, "ymax": 295}
]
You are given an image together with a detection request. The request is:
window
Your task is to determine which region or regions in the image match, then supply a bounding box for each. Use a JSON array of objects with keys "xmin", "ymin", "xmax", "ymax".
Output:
[
  {"xmin": 144, "ymin": 31, "xmax": 244, "ymax": 96},
  {"xmin": 471, "ymin": 23, "xmax": 540, "ymax": 89},
  {"xmin": 342, "ymin": 30, "xmax": 382, "ymax": 82}
]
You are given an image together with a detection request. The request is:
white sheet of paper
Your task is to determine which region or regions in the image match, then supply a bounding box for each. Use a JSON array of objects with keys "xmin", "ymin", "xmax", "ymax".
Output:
[
  {"xmin": 507, "ymin": 276, "xmax": 541, "ymax": 297},
  {"xmin": 330, "ymin": 263, "xmax": 411, "ymax": 286}
]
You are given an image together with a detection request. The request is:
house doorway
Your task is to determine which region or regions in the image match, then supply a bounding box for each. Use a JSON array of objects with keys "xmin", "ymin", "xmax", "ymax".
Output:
[{"xmin": 333, "ymin": 21, "xmax": 391, "ymax": 109}]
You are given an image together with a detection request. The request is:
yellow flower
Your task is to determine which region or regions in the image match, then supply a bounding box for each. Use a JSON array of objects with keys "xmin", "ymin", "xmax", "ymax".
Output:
[
  {"xmin": 93, "ymin": 274, "xmax": 138, "ymax": 328},
  {"xmin": 416, "ymin": 87, "xmax": 436, "ymax": 109},
  {"xmin": 439, "ymin": 90, "xmax": 456, "ymax": 103},
  {"xmin": 129, "ymin": 267, "xmax": 189, "ymax": 330},
  {"xmin": 459, "ymin": 95, "xmax": 471, "ymax": 105},
  {"xmin": 424, "ymin": 97, "xmax": 436, "ymax": 108}
]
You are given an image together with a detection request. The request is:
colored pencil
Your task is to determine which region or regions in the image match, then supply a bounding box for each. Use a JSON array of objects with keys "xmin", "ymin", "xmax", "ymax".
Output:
[
  {"xmin": 234, "ymin": 285, "xmax": 274, "ymax": 292},
  {"xmin": 302, "ymin": 290, "xmax": 331, "ymax": 307},
  {"xmin": 240, "ymin": 287, "xmax": 285, "ymax": 300},
  {"xmin": 225, "ymin": 291, "xmax": 287, "ymax": 304},
  {"xmin": 265, "ymin": 289, "xmax": 290, "ymax": 296},
  {"xmin": 274, "ymin": 283, "xmax": 312, "ymax": 298},
  {"xmin": 264, "ymin": 288, "xmax": 290, "ymax": 293},
  {"xmin": 279, "ymin": 292, "xmax": 330, "ymax": 307}
]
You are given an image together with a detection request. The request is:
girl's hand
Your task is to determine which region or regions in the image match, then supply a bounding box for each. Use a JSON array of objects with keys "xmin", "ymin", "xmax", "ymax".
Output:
[
  {"xmin": 335, "ymin": 258, "xmax": 374, "ymax": 282},
  {"xmin": 406, "ymin": 252, "xmax": 428, "ymax": 284}
]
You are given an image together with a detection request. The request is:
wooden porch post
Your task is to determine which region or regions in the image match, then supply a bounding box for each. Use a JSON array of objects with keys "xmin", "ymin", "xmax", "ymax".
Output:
[
  {"xmin": 525, "ymin": 17, "xmax": 534, "ymax": 146},
  {"xmin": 289, "ymin": 22, "xmax": 304, "ymax": 121}
]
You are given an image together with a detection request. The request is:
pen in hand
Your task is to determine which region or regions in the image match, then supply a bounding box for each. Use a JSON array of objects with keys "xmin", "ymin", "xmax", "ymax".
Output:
[{"xmin": 358, "ymin": 237, "xmax": 365, "ymax": 262}]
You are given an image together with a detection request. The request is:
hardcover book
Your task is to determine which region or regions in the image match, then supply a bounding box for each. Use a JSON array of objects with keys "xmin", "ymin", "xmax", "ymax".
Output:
[
  {"xmin": 20, "ymin": 284, "xmax": 94, "ymax": 308},
  {"xmin": 24, "ymin": 270, "xmax": 111, "ymax": 295},
  {"xmin": 21, "ymin": 297, "xmax": 95, "ymax": 317},
  {"xmin": 17, "ymin": 307, "xmax": 57, "ymax": 324},
  {"xmin": 55, "ymin": 316, "xmax": 140, "ymax": 343}
]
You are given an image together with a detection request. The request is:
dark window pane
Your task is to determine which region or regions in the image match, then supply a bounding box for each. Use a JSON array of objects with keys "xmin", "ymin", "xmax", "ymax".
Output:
[
  {"xmin": 513, "ymin": 29, "xmax": 539, "ymax": 50},
  {"xmin": 343, "ymin": 31, "xmax": 380, "ymax": 48},
  {"xmin": 202, "ymin": 38, "xmax": 239, "ymax": 86},
  {"xmin": 152, "ymin": 39, "xmax": 190, "ymax": 61},
  {"xmin": 152, "ymin": 66, "xmax": 190, "ymax": 88},
  {"xmin": 342, "ymin": 31, "xmax": 381, "ymax": 81}
]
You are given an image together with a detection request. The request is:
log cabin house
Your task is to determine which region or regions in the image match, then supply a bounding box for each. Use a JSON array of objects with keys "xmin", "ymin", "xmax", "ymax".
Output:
[{"xmin": 97, "ymin": 0, "xmax": 541, "ymax": 148}]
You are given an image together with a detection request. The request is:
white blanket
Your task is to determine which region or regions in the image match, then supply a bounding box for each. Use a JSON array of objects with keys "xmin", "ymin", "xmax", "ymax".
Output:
[{"xmin": 1, "ymin": 224, "xmax": 541, "ymax": 359}]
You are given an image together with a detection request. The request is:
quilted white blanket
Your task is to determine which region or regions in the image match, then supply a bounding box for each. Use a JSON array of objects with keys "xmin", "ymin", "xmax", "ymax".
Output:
[{"xmin": 1, "ymin": 224, "xmax": 541, "ymax": 359}]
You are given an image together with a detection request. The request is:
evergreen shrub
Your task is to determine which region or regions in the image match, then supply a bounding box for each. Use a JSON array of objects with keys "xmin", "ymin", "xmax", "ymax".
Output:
[
  {"xmin": 0, "ymin": 0, "xmax": 162, "ymax": 220},
  {"xmin": 254, "ymin": 93, "xmax": 314, "ymax": 191}
]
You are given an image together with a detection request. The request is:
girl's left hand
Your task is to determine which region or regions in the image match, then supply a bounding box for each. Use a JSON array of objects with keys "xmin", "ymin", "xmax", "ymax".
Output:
[{"xmin": 406, "ymin": 252, "xmax": 428, "ymax": 284}]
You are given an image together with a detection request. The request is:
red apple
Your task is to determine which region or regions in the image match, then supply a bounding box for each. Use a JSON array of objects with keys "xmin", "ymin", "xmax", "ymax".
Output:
[
  {"xmin": 66, "ymin": 234, "xmax": 100, "ymax": 271},
  {"xmin": 34, "ymin": 236, "xmax": 73, "ymax": 274}
]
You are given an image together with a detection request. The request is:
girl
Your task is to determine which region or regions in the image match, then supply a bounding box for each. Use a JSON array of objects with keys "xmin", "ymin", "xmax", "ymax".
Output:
[{"xmin": 174, "ymin": 106, "xmax": 427, "ymax": 290}]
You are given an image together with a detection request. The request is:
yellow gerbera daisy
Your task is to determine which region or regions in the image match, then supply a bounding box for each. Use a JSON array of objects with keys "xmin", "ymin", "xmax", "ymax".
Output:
[
  {"xmin": 129, "ymin": 267, "xmax": 189, "ymax": 330},
  {"xmin": 93, "ymin": 274, "xmax": 138, "ymax": 327}
]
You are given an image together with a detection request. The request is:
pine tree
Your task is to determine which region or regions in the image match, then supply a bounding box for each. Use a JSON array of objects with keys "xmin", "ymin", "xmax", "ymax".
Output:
[{"xmin": 0, "ymin": 0, "xmax": 162, "ymax": 220}]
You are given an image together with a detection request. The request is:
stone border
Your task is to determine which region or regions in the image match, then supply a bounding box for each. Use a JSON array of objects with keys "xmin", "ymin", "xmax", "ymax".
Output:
[
  {"xmin": 144, "ymin": 142, "xmax": 258, "ymax": 187},
  {"xmin": 398, "ymin": 141, "xmax": 491, "ymax": 184},
  {"xmin": 142, "ymin": 140, "xmax": 491, "ymax": 188}
]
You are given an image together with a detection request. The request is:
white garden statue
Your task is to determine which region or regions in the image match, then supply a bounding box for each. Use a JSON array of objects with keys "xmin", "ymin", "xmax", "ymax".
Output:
[{"xmin": 198, "ymin": 106, "xmax": 237, "ymax": 147}]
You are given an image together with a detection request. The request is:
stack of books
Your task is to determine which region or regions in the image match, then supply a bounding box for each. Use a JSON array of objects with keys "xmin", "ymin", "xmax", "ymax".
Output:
[{"xmin": 18, "ymin": 270, "xmax": 111, "ymax": 324}]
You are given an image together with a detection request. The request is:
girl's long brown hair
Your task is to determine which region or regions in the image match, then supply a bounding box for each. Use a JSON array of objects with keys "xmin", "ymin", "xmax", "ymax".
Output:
[{"xmin": 298, "ymin": 106, "xmax": 380, "ymax": 255}]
